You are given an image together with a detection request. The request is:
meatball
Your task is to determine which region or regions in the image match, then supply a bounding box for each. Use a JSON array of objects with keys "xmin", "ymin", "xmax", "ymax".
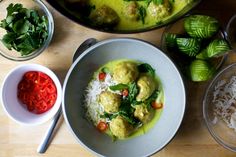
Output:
[
  {"xmin": 113, "ymin": 62, "xmax": 139, "ymax": 84},
  {"xmin": 124, "ymin": 2, "xmax": 139, "ymax": 21},
  {"xmin": 147, "ymin": 0, "xmax": 171, "ymax": 21},
  {"xmin": 109, "ymin": 116, "xmax": 133, "ymax": 138},
  {"xmin": 89, "ymin": 5, "xmax": 120, "ymax": 28},
  {"xmin": 134, "ymin": 104, "xmax": 153, "ymax": 123},
  {"xmin": 136, "ymin": 74, "xmax": 155, "ymax": 101},
  {"xmin": 98, "ymin": 91, "xmax": 121, "ymax": 113}
]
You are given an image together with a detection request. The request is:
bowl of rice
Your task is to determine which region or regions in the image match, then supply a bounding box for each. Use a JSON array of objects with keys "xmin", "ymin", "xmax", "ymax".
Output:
[
  {"xmin": 203, "ymin": 63, "xmax": 236, "ymax": 152},
  {"xmin": 62, "ymin": 38, "xmax": 186, "ymax": 157}
]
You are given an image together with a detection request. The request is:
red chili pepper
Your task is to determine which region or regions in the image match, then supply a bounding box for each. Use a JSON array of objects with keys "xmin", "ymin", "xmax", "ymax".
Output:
[
  {"xmin": 17, "ymin": 71, "xmax": 57, "ymax": 114},
  {"xmin": 96, "ymin": 121, "xmax": 108, "ymax": 132},
  {"xmin": 98, "ymin": 72, "xmax": 106, "ymax": 81},
  {"xmin": 151, "ymin": 101, "xmax": 163, "ymax": 110},
  {"xmin": 122, "ymin": 89, "xmax": 129, "ymax": 97}
]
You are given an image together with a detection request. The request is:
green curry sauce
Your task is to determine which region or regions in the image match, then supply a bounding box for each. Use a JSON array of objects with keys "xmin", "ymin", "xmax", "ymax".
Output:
[
  {"xmin": 59, "ymin": 0, "xmax": 194, "ymax": 31},
  {"xmin": 96, "ymin": 59, "xmax": 164, "ymax": 140},
  {"xmin": 89, "ymin": 0, "xmax": 192, "ymax": 30}
]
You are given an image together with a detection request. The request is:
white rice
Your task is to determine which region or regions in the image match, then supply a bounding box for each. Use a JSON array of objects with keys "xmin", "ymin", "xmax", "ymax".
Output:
[
  {"xmin": 212, "ymin": 75, "xmax": 236, "ymax": 131},
  {"xmin": 84, "ymin": 73, "xmax": 118, "ymax": 125}
]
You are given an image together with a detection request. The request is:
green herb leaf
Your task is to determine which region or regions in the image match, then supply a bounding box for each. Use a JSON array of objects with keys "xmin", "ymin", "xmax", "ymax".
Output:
[
  {"xmin": 1, "ymin": 32, "xmax": 17, "ymax": 49},
  {"xmin": 0, "ymin": 3, "xmax": 48, "ymax": 56},
  {"xmin": 119, "ymin": 111, "xmax": 140, "ymax": 125},
  {"xmin": 6, "ymin": 3, "xmax": 23, "ymax": 16},
  {"xmin": 138, "ymin": 63, "xmax": 155, "ymax": 77},
  {"xmin": 153, "ymin": 0, "xmax": 163, "ymax": 5},
  {"xmin": 100, "ymin": 112, "xmax": 118, "ymax": 120},
  {"xmin": 0, "ymin": 19, "xmax": 8, "ymax": 28},
  {"xmin": 109, "ymin": 83, "xmax": 129, "ymax": 91},
  {"xmin": 138, "ymin": 6, "xmax": 146, "ymax": 24},
  {"xmin": 101, "ymin": 67, "xmax": 110, "ymax": 73},
  {"xmin": 144, "ymin": 90, "xmax": 159, "ymax": 108},
  {"xmin": 13, "ymin": 19, "xmax": 30, "ymax": 34},
  {"xmin": 127, "ymin": 82, "xmax": 139, "ymax": 102},
  {"xmin": 131, "ymin": 100, "xmax": 143, "ymax": 107}
]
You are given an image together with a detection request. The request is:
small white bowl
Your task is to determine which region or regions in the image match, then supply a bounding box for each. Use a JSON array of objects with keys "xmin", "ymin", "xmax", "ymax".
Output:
[{"xmin": 1, "ymin": 64, "xmax": 62, "ymax": 125}]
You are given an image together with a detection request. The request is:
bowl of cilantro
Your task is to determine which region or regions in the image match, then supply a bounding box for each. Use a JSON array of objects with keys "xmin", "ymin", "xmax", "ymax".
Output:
[{"xmin": 0, "ymin": 0, "xmax": 54, "ymax": 61}]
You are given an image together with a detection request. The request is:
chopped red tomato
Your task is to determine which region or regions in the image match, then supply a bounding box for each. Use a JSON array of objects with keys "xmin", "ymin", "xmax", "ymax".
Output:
[
  {"xmin": 23, "ymin": 71, "xmax": 38, "ymax": 81},
  {"xmin": 98, "ymin": 72, "xmax": 106, "ymax": 81},
  {"xmin": 151, "ymin": 101, "xmax": 163, "ymax": 109},
  {"xmin": 122, "ymin": 89, "xmax": 129, "ymax": 97},
  {"xmin": 96, "ymin": 121, "xmax": 108, "ymax": 132},
  {"xmin": 17, "ymin": 71, "xmax": 57, "ymax": 114}
]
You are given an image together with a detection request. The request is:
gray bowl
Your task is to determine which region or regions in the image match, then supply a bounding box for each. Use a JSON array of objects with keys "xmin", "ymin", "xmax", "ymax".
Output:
[{"xmin": 62, "ymin": 38, "xmax": 186, "ymax": 157}]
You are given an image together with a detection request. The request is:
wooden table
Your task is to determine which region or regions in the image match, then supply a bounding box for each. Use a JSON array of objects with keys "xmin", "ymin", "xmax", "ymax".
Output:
[{"xmin": 1, "ymin": 0, "xmax": 236, "ymax": 157}]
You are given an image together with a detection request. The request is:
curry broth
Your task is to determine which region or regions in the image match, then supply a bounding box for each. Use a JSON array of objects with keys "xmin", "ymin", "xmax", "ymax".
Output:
[
  {"xmin": 59, "ymin": 0, "xmax": 194, "ymax": 31},
  {"xmin": 89, "ymin": 0, "xmax": 192, "ymax": 30}
]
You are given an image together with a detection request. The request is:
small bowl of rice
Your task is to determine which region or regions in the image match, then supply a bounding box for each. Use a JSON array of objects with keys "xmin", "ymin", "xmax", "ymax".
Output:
[{"xmin": 203, "ymin": 63, "xmax": 236, "ymax": 152}]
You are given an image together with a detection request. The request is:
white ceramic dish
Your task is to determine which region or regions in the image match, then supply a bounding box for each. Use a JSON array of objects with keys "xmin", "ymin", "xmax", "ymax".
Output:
[
  {"xmin": 1, "ymin": 64, "xmax": 62, "ymax": 125},
  {"xmin": 62, "ymin": 38, "xmax": 186, "ymax": 157}
]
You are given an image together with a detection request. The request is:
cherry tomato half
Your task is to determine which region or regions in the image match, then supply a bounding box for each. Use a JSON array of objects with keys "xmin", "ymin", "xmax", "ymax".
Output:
[
  {"xmin": 98, "ymin": 72, "xmax": 106, "ymax": 81},
  {"xmin": 96, "ymin": 121, "xmax": 108, "ymax": 132},
  {"xmin": 122, "ymin": 89, "xmax": 129, "ymax": 97},
  {"xmin": 151, "ymin": 101, "xmax": 163, "ymax": 110}
]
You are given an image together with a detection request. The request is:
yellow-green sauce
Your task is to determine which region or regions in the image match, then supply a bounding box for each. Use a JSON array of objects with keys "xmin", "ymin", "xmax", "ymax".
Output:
[
  {"xmin": 58, "ymin": 0, "xmax": 195, "ymax": 31},
  {"xmin": 89, "ymin": 0, "xmax": 192, "ymax": 30}
]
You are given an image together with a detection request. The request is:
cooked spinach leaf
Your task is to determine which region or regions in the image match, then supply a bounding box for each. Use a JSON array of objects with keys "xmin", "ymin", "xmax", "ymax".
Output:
[
  {"xmin": 127, "ymin": 82, "xmax": 139, "ymax": 102},
  {"xmin": 138, "ymin": 6, "xmax": 146, "ymax": 24},
  {"xmin": 109, "ymin": 82, "xmax": 138, "ymax": 102},
  {"xmin": 119, "ymin": 111, "xmax": 140, "ymax": 125},
  {"xmin": 144, "ymin": 90, "xmax": 159, "ymax": 108},
  {"xmin": 153, "ymin": 0, "xmax": 163, "ymax": 5},
  {"xmin": 100, "ymin": 112, "xmax": 118, "ymax": 120},
  {"xmin": 109, "ymin": 83, "xmax": 128, "ymax": 91},
  {"xmin": 138, "ymin": 63, "xmax": 155, "ymax": 77}
]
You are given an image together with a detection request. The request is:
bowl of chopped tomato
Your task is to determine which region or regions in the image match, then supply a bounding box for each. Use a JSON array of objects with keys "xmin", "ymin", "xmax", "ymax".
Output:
[{"xmin": 1, "ymin": 64, "xmax": 62, "ymax": 125}]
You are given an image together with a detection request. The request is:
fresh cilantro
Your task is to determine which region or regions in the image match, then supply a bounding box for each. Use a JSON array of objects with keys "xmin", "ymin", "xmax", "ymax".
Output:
[
  {"xmin": 0, "ymin": 3, "xmax": 48, "ymax": 56},
  {"xmin": 6, "ymin": 3, "xmax": 23, "ymax": 16}
]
